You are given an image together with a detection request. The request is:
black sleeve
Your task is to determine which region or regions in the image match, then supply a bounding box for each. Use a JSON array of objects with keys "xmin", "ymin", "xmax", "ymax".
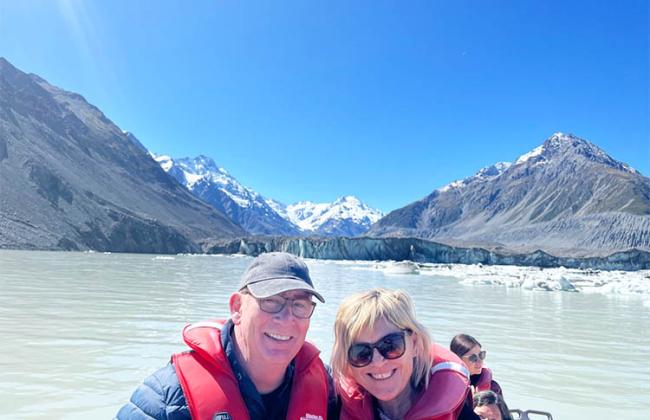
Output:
[{"xmin": 458, "ymin": 401, "xmax": 480, "ymax": 420}]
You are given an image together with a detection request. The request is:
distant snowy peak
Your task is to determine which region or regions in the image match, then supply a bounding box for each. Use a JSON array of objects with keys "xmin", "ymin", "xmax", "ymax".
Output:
[
  {"xmin": 514, "ymin": 132, "xmax": 583, "ymax": 165},
  {"xmin": 331, "ymin": 195, "xmax": 384, "ymax": 224},
  {"xmin": 153, "ymin": 153, "xmax": 304, "ymax": 235},
  {"xmin": 153, "ymin": 154, "xmax": 380, "ymax": 236},
  {"xmin": 439, "ymin": 132, "xmax": 638, "ymax": 194},
  {"xmin": 284, "ymin": 201, "xmax": 325, "ymax": 231},
  {"xmin": 283, "ymin": 196, "xmax": 383, "ymax": 232},
  {"xmin": 515, "ymin": 132, "xmax": 639, "ymax": 174},
  {"xmin": 152, "ymin": 153, "xmax": 257, "ymax": 208},
  {"xmin": 175, "ymin": 156, "xmax": 231, "ymax": 187}
]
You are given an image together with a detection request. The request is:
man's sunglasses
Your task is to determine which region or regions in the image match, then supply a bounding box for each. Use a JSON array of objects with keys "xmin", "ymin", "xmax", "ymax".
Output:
[
  {"xmin": 347, "ymin": 330, "xmax": 412, "ymax": 368},
  {"xmin": 256, "ymin": 295, "xmax": 316, "ymax": 319},
  {"xmin": 240, "ymin": 288, "xmax": 316, "ymax": 319},
  {"xmin": 464, "ymin": 350, "xmax": 487, "ymax": 363}
]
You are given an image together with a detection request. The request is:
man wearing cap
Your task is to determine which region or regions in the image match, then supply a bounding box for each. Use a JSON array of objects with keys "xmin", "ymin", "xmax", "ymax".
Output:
[{"xmin": 116, "ymin": 252, "xmax": 332, "ymax": 420}]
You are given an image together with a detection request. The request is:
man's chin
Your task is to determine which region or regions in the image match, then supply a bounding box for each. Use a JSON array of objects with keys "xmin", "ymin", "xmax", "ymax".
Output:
[
  {"xmin": 257, "ymin": 349, "xmax": 297, "ymax": 366},
  {"xmin": 259, "ymin": 338, "xmax": 302, "ymax": 363}
]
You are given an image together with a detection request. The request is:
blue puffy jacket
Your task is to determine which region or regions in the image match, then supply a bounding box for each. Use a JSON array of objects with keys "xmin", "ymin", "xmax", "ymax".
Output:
[{"xmin": 115, "ymin": 363, "xmax": 190, "ymax": 420}]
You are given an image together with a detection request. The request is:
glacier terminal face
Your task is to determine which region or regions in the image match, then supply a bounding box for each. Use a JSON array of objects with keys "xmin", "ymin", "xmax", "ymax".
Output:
[{"xmin": 205, "ymin": 236, "xmax": 650, "ymax": 271}]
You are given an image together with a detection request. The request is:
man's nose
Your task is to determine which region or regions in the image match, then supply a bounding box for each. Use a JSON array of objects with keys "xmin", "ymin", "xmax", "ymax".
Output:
[{"xmin": 273, "ymin": 302, "xmax": 293, "ymax": 320}]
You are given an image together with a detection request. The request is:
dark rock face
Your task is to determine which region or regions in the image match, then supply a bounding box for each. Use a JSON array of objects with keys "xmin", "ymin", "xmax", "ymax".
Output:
[
  {"xmin": 0, "ymin": 57, "xmax": 245, "ymax": 253},
  {"xmin": 206, "ymin": 236, "xmax": 650, "ymax": 271},
  {"xmin": 367, "ymin": 133, "xmax": 650, "ymax": 257}
]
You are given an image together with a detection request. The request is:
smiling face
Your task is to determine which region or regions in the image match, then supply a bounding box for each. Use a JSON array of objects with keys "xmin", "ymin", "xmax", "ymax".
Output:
[
  {"xmin": 348, "ymin": 317, "xmax": 417, "ymax": 403},
  {"xmin": 462, "ymin": 344, "xmax": 484, "ymax": 375},
  {"xmin": 231, "ymin": 290, "xmax": 311, "ymax": 370}
]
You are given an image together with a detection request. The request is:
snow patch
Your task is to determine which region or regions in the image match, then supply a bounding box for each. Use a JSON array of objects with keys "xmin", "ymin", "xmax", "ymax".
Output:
[
  {"xmin": 285, "ymin": 196, "xmax": 383, "ymax": 232},
  {"xmin": 438, "ymin": 162, "xmax": 511, "ymax": 192},
  {"xmin": 154, "ymin": 154, "xmax": 174, "ymax": 172},
  {"xmin": 184, "ymin": 172, "xmax": 204, "ymax": 188},
  {"xmin": 515, "ymin": 145, "xmax": 544, "ymax": 165},
  {"xmin": 439, "ymin": 179, "xmax": 465, "ymax": 193}
]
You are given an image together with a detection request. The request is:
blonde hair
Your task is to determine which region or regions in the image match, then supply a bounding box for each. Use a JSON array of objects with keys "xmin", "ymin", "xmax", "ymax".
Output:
[{"xmin": 331, "ymin": 288, "xmax": 432, "ymax": 389}]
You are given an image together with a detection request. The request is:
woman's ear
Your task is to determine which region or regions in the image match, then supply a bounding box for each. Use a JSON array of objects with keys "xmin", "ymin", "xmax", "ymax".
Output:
[
  {"xmin": 410, "ymin": 331, "xmax": 424, "ymax": 358},
  {"xmin": 410, "ymin": 331, "xmax": 419, "ymax": 349},
  {"xmin": 229, "ymin": 292, "xmax": 243, "ymax": 324}
]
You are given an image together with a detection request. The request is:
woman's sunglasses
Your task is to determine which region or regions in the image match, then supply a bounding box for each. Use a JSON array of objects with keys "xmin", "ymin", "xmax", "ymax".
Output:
[
  {"xmin": 464, "ymin": 350, "xmax": 487, "ymax": 363},
  {"xmin": 347, "ymin": 329, "xmax": 411, "ymax": 368}
]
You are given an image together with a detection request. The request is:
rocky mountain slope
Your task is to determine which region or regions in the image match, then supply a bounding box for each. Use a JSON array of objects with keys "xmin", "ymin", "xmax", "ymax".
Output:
[
  {"xmin": 0, "ymin": 57, "xmax": 244, "ymax": 253},
  {"xmin": 368, "ymin": 133, "xmax": 650, "ymax": 256}
]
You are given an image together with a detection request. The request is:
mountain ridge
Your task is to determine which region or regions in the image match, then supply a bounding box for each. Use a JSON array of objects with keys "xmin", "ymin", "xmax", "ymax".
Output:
[
  {"xmin": 154, "ymin": 153, "xmax": 383, "ymax": 237},
  {"xmin": 0, "ymin": 57, "xmax": 244, "ymax": 253},
  {"xmin": 367, "ymin": 132, "xmax": 650, "ymax": 256},
  {"xmin": 2, "ymin": 57, "xmax": 647, "ymax": 260}
]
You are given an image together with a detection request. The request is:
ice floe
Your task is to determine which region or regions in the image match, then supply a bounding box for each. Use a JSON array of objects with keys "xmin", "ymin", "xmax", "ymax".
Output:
[
  {"xmin": 382, "ymin": 261, "xmax": 420, "ymax": 275},
  {"xmin": 324, "ymin": 259, "xmax": 650, "ymax": 296},
  {"xmin": 420, "ymin": 263, "xmax": 650, "ymax": 296}
]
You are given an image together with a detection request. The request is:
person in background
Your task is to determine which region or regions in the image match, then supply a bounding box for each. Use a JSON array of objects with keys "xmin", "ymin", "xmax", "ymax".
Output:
[
  {"xmin": 331, "ymin": 288, "xmax": 472, "ymax": 420},
  {"xmin": 115, "ymin": 252, "xmax": 333, "ymax": 420},
  {"xmin": 473, "ymin": 390, "xmax": 512, "ymax": 420},
  {"xmin": 450, "ymin": 334, "xmax": 504, "ymax": 398}
]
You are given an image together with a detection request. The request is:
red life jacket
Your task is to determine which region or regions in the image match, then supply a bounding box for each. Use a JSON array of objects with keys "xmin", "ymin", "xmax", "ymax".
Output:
[
  {"xmin": 172, "ymin": 320, "xmax": 328, "ymax": 420},
  {"xmin": 338, "ymin": 343, "xmax": 470, "ymax": 420},
  {"xmin": 475, "ymin": 367, "xmax": 493, "ymax": 392}
]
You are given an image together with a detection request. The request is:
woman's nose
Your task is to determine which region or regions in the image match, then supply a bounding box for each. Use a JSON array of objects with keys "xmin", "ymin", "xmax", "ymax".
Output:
[{"xmin": 370, "ymin": 348, "xmax": 386, "ymax": 365}]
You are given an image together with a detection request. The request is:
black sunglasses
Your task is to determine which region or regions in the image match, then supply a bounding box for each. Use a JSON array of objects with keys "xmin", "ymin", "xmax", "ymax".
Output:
[
  {"xmin": 464, "ymin": 350, "xmax": 487, "ymax": 363},
  {"xmin": 240, "ymin": 288, "xmax": 316, "ymax": 319},
  {"xmin": 348, "ymin": 329, "xmax": 412, "ymax": 368}
]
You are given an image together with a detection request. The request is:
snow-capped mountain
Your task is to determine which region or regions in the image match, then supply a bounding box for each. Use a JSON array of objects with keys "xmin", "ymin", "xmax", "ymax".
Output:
[
  {"xmin": 272, "ymin": 196, "xmax": 384, "ymax": 237},
  {"xmin": 435, "ymin": 132, "xmax": 641, "ymax": 197},
  {"xmin": 369, "ymin": 132, "xmax": 650, "ymax": 256},
  {"xmin": 153, "ymin": 154, "xmax": 301, "ymax": 236},
  {"xmin": 154, "ymin": 155, "xmax": 383, "ymax": 237}
]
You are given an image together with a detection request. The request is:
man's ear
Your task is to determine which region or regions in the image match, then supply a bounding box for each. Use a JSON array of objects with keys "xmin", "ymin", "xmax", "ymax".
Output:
[{"xmin": 229, "ymin": 292, "xmax": 243, "ymax": 324}]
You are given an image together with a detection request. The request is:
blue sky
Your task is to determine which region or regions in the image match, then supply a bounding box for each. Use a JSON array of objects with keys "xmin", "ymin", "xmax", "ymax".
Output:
[{"xmin": 1, "ymin": 1, "xmax": 648, "ymax": 212}]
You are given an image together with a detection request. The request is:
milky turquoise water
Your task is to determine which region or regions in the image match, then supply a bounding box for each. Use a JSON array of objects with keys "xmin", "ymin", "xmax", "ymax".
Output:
[{"xmin": 1, "ymin": 250, "xmax": 648, "ymax": 419}]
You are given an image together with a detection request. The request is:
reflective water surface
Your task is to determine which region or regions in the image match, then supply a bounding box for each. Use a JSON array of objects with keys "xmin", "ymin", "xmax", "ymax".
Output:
[{"xmin": 1, "ymin": 250, "xmax": 648, "ymax": 419}]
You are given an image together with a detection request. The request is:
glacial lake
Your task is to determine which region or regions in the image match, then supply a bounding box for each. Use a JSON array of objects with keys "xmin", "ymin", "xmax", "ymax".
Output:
[{"xmin": 1, "ymin": 250, "xmax": 648, "ymax": 419}]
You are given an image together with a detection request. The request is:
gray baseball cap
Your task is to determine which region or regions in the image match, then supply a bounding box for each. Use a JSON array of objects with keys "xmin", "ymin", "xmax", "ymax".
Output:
[{"xmin": 239, "ymin": 252, "xmax": 325, "ymax": 302}]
